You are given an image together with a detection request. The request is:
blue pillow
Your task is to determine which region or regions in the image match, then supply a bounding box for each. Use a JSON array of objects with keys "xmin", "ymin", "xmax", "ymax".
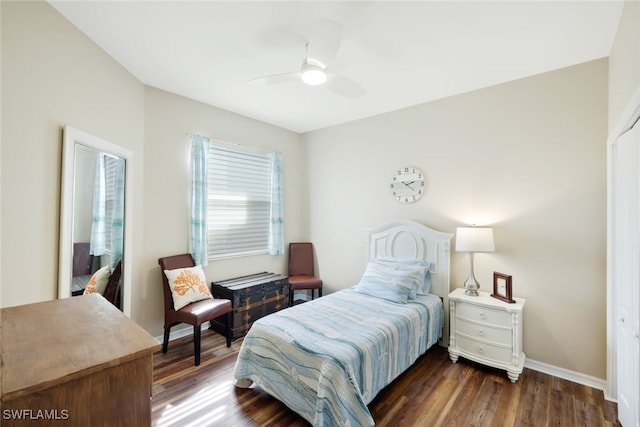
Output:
[
  {"xmin": 422, "ymin": 270, "xmax": 432, "ymax": 295},
  {"xmin": 354, "ymin": 260, "xmax": 425, "ymax": 303},
  {"xmin": 374, "ymin": 257, "xmax": 431, "ymax": 295}
]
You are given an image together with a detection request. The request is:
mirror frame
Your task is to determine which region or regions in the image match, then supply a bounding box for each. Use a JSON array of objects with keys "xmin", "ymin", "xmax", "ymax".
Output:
[{"xmin": 58, "ymin": 125, "xmax": 133, "ymax": 317}]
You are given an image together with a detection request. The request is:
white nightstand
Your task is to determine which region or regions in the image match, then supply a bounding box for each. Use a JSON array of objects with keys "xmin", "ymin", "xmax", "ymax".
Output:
[{"xmin": 448, "ymin": 288, "xmax": 525, "ymax": 382}]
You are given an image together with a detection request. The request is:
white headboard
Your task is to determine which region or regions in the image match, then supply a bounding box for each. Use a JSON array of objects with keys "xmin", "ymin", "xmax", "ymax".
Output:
[{"xmin": 364, "ymin": 219, "xmax": 453, "ymax": 346}]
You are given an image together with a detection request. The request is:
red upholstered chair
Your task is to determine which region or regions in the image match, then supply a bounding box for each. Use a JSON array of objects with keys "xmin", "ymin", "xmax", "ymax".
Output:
[
  {"xmin": 288, "ymin": 242, "xmax": 323, "ymax": 306},
  {"xmin": 158, "ymin": 254, "xmax": 232, "ymax": 366}
]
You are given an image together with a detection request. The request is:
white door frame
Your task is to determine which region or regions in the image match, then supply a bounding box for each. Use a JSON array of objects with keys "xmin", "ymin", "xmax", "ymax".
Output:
[{"xmin": 606, "ymin": 85, "xmax": 640, "ymax": 401}]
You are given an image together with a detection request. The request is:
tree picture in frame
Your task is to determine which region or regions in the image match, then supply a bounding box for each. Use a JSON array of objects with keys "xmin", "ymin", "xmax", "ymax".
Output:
[{"xmin": 492, "ymin": 272, "xmax": 515, "ymax": 303}]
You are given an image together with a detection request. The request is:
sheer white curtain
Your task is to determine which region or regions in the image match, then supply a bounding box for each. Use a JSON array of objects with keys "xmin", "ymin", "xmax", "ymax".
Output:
[
  {"xmin": 268, "ymin": 151, "xmax": 284, "ymax": 255},
  {"xmin": 190, "ymin": 134, "xmax": 210, "ymax": 266}
]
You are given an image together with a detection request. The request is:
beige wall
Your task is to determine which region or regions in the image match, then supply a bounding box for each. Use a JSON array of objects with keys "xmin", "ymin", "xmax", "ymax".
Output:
[
  {"xmin": 0, "ymin": 0, "xmax": 3, "ymax": 400},
  {"xmin": 1, "ymin": 2, "xmax": 145, "ymax": 314},
  {"xmin": 303, "ymin": 59, "xmax": 608, "ymax": 378},
  {"xmin": 609, "ymin": 0, "xmax": 640, "ymax": 130},
  {"xmin": 140, "ymin": 87, "xmax": 303, "ymax": 335},
  {"xmin": 2, "ymin": 0, "xmax": 614, "ymax": 381},
  {"xmin": 0, "ymin": 2, "xmax": 305, "ymax": 336}
]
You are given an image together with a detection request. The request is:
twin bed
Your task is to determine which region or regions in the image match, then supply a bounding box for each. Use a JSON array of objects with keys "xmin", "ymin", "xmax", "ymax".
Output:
[{"xmin": 234, "ymin": 219, "xmax": 453, "ymax": 426}]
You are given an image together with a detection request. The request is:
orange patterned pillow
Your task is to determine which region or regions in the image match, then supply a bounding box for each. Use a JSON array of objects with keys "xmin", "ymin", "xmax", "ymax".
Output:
[
  {"xmin": 164, "ymin": 265, "xmax": 213, "ymax": 310},
  {"xmin": 83, "ymin": 265, "xmax": 111, "ymax": 295}
]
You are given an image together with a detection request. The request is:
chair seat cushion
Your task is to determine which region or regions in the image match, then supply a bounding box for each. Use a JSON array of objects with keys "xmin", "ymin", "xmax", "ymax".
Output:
[
  {"xmin": 173, "ymin": 298, "xmax": 232, "ymax": 324},
  {"xmin": 289, "ymin": 274, "xmax": 323, "ymax": 290}
]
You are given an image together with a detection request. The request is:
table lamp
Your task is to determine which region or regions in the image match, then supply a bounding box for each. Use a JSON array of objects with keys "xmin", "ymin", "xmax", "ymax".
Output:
[{"xmin": 455, "ymin": 226, "xmax": 495, "ymax": 296}]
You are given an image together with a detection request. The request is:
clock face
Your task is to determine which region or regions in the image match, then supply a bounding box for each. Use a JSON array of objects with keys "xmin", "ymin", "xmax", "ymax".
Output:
[{"xmin": 390, "ymin": 166, "xmax": 425, "ymax": 203}]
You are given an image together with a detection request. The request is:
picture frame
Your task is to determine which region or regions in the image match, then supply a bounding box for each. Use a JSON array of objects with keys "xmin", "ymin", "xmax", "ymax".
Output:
[{"xmin": 491, "ymin": 272, "xmax": 515, "ymax": 303}]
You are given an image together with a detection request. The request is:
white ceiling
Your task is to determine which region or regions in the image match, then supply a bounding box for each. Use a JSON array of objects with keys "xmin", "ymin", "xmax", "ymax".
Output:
[{"xmin": 49, "ymin": 1, "xmax": 624, "ymax": 134}]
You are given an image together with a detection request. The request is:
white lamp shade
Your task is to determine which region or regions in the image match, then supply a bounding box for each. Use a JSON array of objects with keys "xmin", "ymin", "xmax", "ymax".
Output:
[{"xmin": 455, "ymin": 227, "xmax": 495, "ymax": 252}]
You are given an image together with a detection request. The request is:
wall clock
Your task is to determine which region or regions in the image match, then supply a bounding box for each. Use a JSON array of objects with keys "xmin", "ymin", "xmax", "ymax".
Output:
[{"xmin": 390, "ymin": 166, "xmax": 425, "ymax": 203}]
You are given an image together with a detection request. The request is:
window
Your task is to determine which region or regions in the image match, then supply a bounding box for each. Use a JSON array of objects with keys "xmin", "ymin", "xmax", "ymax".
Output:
[
  {"xmin": 207, "ymin": 143, "xmax": 273, "ymax": 259},
  {"xmin": 90, "ymin": 152, "xmax": 124, "ymax": 259},
  {"xmin": 103, "ymin": 154, "xmax": 120, "ymax": 253}
]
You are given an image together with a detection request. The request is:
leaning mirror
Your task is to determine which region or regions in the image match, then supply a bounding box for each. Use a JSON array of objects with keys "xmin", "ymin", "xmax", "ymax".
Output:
[{"xmin": 58, "ymin": 125, "xmax": 133, "ymax": 316}]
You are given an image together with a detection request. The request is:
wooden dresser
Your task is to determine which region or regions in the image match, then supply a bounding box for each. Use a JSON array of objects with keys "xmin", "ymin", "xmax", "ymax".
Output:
[
  {"xmin": 1, "ymin": 294, "xmax": 159, "ymax": 426},
  {"xmin": 210, "ymin": 272, "xmax": 289, "ymax": 340}
]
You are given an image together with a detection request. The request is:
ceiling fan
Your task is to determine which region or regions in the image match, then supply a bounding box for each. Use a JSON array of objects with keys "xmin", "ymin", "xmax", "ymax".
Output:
[{"xmin": 249, "ymin": 19, "xmax": 366, "ymax": 99}]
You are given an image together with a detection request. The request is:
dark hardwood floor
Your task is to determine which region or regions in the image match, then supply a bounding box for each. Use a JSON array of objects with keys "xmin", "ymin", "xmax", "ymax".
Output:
[{"xmin": 151, "ymin": 329, "xmax": 620, "ymax": 427}]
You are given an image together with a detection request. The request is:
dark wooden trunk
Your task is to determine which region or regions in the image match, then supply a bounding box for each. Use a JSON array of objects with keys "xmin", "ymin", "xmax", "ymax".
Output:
[{"xmin": 210, "ymin": 272, "xmax": 289, "ymax": 340}]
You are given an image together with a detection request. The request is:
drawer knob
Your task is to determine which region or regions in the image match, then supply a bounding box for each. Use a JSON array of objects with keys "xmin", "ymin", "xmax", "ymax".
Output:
[
  {"xmin": 479, "ymin": 312, "xmax": 487, "ymax": 319},
  {"xmin": 477, "ymin": 346, "xmax": 484, "ymax": 354},
  {"xmin": 478, "ymin": 329, "xmax": 485, "ymax": 337}
]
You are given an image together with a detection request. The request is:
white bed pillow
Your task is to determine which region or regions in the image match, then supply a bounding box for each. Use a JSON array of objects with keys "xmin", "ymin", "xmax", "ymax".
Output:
[
  {"xmin": 354, "ymin": 260, "xmax": 425, "ymax": 303},
  {"xmin": 375, "ymin": 257, "xmax": 432, "ymax": 295},
  {"xmin": 164, "ymin": 265, "xmax": 213, "ymax": 310}
]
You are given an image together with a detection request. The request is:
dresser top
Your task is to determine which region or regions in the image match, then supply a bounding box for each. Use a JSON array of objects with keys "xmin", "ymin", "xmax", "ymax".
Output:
[
  {"xmin": 448, "ymin": 288, "xmax": 525, "ymax": 311},
  {"xmin": 1, "ymin": 294, "xmax": 159, "ymax": 400}
]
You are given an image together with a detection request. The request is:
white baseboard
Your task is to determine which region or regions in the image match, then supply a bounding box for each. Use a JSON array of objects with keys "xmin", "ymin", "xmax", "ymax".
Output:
[
  {"xmin": 154, "ymin": 324, "xmax": 202, "ymax": 344},
  {"xmin": 524, "ymin": 358, "xmax": 607, "ymax": 392},
  {"xmin": 291, "ymin": 290, "xmax": 311, "ymax": 302}
]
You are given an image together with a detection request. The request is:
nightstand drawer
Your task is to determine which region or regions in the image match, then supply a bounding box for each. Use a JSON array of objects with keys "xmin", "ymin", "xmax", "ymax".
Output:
[
  {"xmin": 455, "ymin": 318, "xmax": 511, "ymax": 346},
  {"xmin": 456, "ymin": 335, "xmax": 511, "ymax": 364},
  {"xmin": 456, "ymin": 302, "xmax": 511, "ymax": 327}
]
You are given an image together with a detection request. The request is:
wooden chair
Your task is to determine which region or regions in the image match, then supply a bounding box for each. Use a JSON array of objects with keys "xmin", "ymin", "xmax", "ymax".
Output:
[
  {"xmin": 72, "ymin": 242, "xmax": 94, "ymax": 276},
  {"xmin": 158, "ymin": 254, "xmax": 232, "ymax": 366},
  {"xmin": 288, "ymin": 242, "xmax": 323, "ymax": 306},
  {"xmin": 103, "ymin": 260, "xmax": 122, "ymax": 307}
]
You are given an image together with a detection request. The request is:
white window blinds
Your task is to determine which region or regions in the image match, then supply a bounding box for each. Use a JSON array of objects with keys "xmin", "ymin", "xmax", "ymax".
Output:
[
  {"xmin": 207, "ymin": 143, "xmax": 272, "ymax": 258},
  {"xmin": 103, "ymin": 154, "xmax": 119, "ymax": 252}
]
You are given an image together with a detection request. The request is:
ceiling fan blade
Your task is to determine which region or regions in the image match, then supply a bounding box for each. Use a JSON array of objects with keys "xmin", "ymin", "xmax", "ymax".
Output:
[
  {"xmin": 249, "ymin": 72, "xmax": 301, "ymax": 85},
  {"xmin": 306, "ymin": 19, "xmax": 342, "ymax": 68},
  {"xmin": 325, "ymin": 73, "xmax": 365, "ymax": 99}
]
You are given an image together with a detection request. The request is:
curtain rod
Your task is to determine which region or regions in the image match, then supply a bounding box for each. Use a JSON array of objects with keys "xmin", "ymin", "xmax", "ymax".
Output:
[{"xmin": 186, "ymin": 132, "xmax": 274, "ymax": 155}]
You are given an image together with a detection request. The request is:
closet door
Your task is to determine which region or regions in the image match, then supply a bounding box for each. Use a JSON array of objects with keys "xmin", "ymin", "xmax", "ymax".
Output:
[{"xmin": 614, "ymin": 121, "xmax": 640, "ymax": 427}]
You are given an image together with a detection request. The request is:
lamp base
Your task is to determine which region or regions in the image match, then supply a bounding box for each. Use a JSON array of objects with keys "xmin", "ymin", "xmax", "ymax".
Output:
[
  {"xmin": 463, "ymin": 253, "xmax": 480, "ymax": 296},
  {"xmin": 464, "ymin": 279, "xmax": 480, "ymax": 296},
  {"xmin": 464, "ymin": 284, "xmax": 480, "ymax": 297}
]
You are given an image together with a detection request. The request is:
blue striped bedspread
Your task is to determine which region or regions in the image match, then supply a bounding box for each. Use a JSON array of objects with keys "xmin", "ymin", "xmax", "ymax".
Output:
[{"xmin": 233, "ymin": 287, "xmax": 443, "ymax": 426}]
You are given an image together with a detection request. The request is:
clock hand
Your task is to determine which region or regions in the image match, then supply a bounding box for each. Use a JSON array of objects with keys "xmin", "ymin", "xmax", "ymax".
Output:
[{"xmin": 403, "ymin": 181, "xmax": 415, "ymax": 189}]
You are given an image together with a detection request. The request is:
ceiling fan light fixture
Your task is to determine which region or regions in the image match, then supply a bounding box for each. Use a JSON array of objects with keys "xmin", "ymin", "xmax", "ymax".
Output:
[{"xmin": 300, "ymin": 64, "xmax": 327, "ymax": 86}]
